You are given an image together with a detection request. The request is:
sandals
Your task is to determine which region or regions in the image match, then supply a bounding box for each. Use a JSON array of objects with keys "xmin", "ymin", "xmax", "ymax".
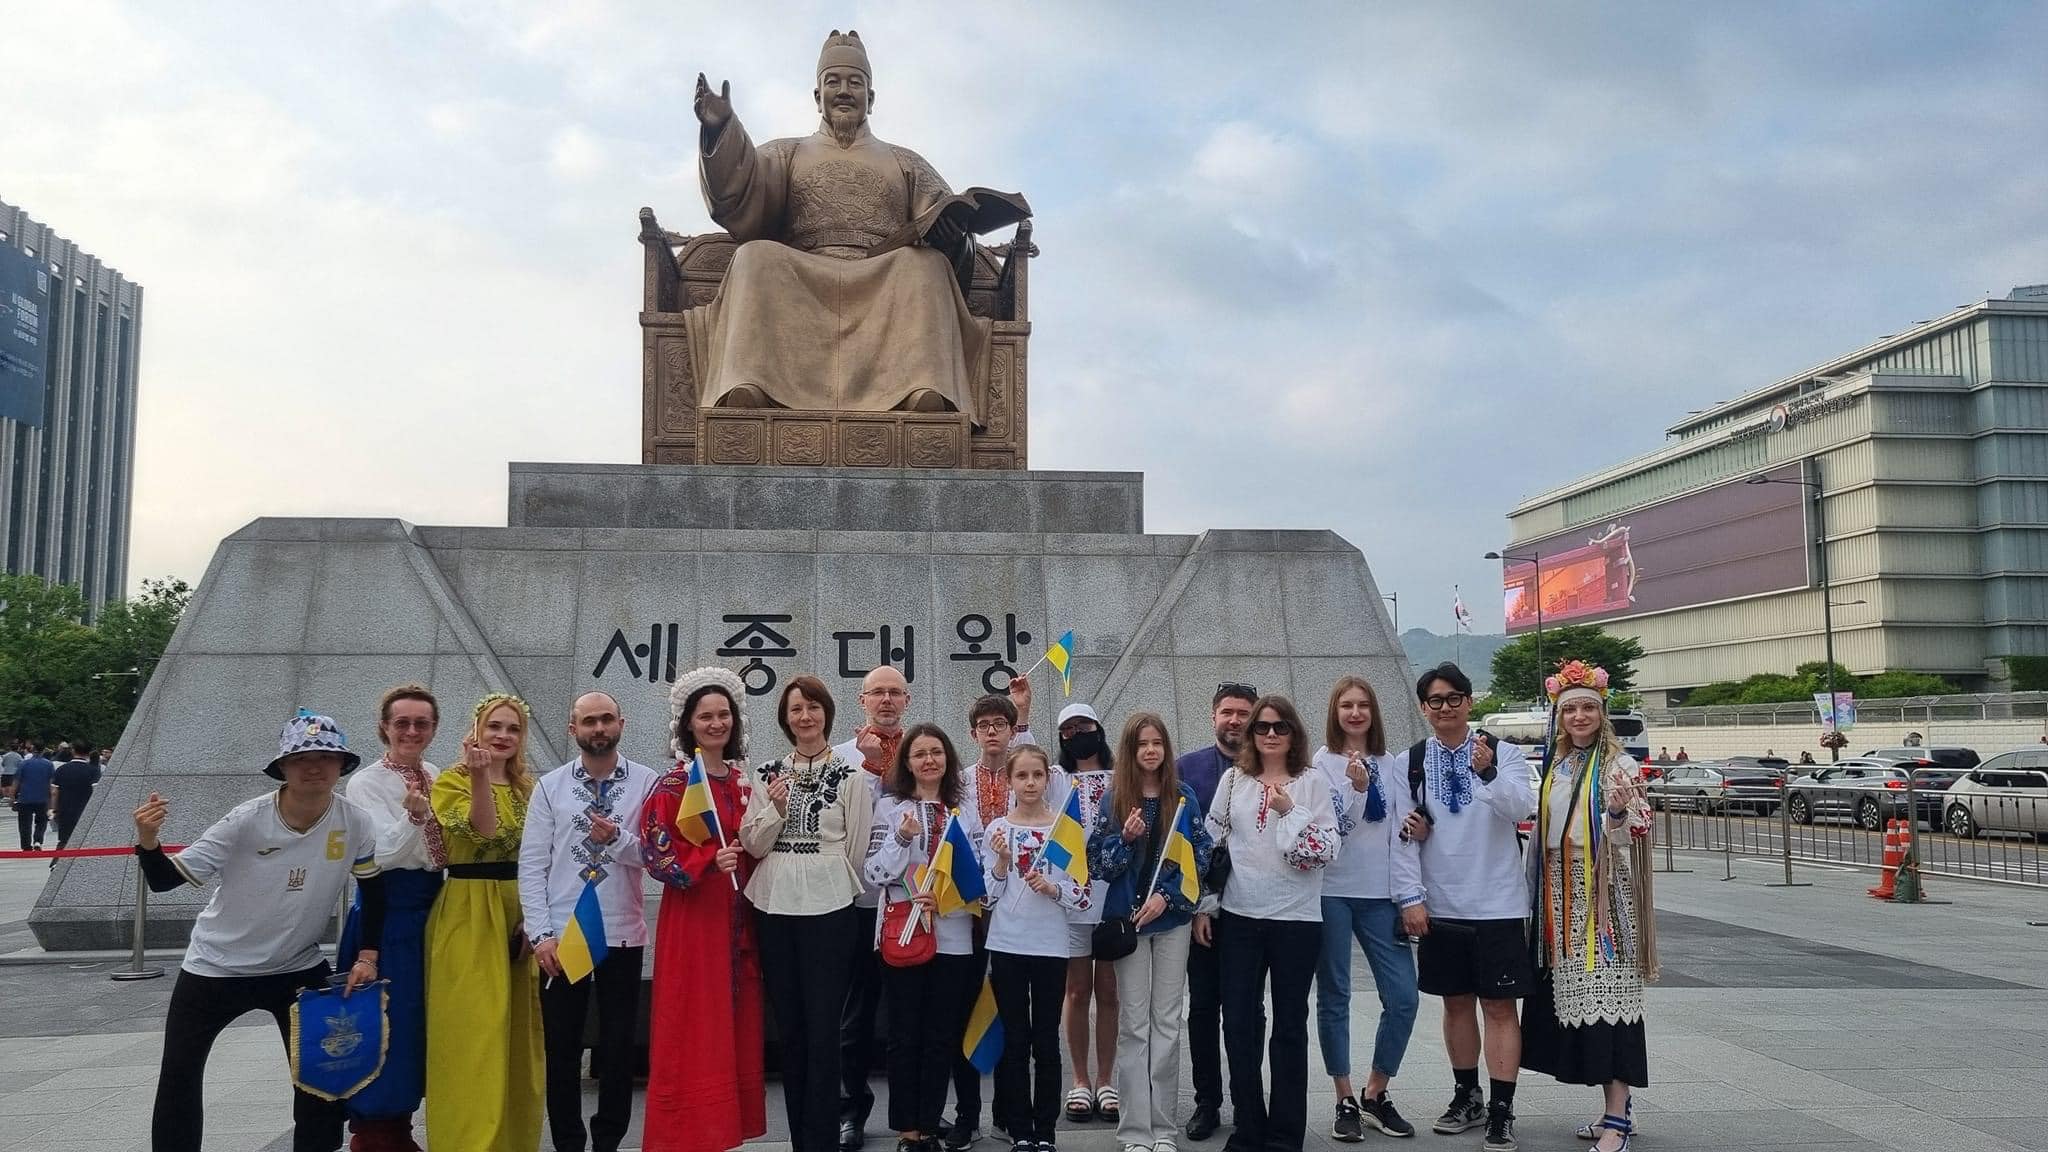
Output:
[
  {"xmin": 1096, "ymin": 1086, "xmax": 1121, "ymax": 1123},
  {"xmin": 1065, "ymin": 1086, "xmax": 1096, "ymax": 1121},
  {"xmin": 1575, "ymin": 1103, "xmax": 1633, "ymax": 1150}
]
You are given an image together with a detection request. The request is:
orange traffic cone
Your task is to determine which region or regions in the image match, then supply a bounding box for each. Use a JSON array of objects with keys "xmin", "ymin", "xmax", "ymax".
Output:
[{"xmin": 1869, "ymin": 819, "xmax": 1902, "ymax": 899}]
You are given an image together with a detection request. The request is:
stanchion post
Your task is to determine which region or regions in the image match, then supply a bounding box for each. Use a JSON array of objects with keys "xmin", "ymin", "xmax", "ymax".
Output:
[
  {"xmin": 110, "ymin": 855, "xmax": 165, "ymax": 982},
  {"xmin": 1768, "ymin": 775, "xmax": 1811, "ymax": 888},
  {"xmin": 1721, "ymin": 797, "xmax": 1736, "ymax": 881},
  {"xmin": 1655, "ymin": 801, "xmax": 1692, "ymax": 874}
]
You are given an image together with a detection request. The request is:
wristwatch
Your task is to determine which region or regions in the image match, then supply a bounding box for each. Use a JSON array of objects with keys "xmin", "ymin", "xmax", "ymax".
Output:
[{"xmin": 530, "ymin": 930, "xmax": 556, "ymax": 948}]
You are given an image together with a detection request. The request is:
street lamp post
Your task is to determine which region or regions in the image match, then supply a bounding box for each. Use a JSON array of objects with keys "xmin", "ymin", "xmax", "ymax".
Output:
[
  {"xmin": 1486, "ymin": 550, "xmax": 1544, "ymax": 682},
  {"xmin": 1383, "ymin": 593, "xmax": 1399, "ymax": 635},
  {"xmin": 1747, "ymin": 463, "xmax": 1841, "ymax": 761}
]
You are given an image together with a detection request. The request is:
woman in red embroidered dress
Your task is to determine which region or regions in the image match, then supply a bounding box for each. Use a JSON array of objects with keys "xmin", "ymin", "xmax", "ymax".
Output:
[{"xmin": 641, "ymin": 666, "xmax": 767, "ymax": 1152}]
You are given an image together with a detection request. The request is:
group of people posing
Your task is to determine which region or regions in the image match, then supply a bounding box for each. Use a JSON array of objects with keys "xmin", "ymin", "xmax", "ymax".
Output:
[{"xmin": 133, "ymin": 657, "xmax": 1657, "ymax": 1152}]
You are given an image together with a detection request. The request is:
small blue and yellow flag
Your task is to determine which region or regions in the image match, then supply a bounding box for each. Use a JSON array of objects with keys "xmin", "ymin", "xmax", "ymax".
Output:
[
  {"xmin": 1044, "ymin": 630, "xmax": 1076, "ymax": 697},
  {"xmin": 918, "ymin": 809, "xmax": 988, "ymax": 917},
  {"xmin": 557, "ymin": 878, "xmax": 609, "ymax": 984},
  {"xmin": 1041, "ymin": 785, "xmax": 1090, "ymax": 888},
  {"xmin": 1155, "ymin": 797, "xmax": 1202, "ymax": 906},
  {"xmin": 675, "ymin": 753, "xmax": 722, "ymax": 847},
  {"xmin": 961, "ymin": 976, "xmax": 1005, "ymax": 1074}
]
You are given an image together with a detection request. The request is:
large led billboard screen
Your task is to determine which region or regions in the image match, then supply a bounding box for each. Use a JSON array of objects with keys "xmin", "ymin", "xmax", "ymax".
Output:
[{"xmin": 1503, "ymin": 463, "xmax": 1810, "ymax": 633}]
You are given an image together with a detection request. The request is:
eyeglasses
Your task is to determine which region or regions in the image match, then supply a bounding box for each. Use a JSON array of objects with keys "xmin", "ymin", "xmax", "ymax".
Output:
[
  {"xmin": 388, "ymin": 719, "xmax": 434, "ymax": 731},
  {"xmin": 971, "ymin": 719, "xmax": 1013, "ymax": 733},
  {"xmin": 1215, "ymin": 682, "xmax": 1257, "ymax": 698},
  {"xmin": 1249, "ymin": 720, "xmax": 1293, "ymax": 736},
  {"xmin": 1423, "ymin": 693, "xmax": 1470, "ymax": 711},
  {"xmin": 862, "ymin": 688, "xmax": 908, "ymax": 700}
]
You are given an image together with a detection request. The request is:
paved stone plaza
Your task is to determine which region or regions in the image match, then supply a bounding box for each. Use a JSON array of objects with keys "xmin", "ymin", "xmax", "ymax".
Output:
[{"xmin": 1, "ymin": 852, "xmax": 2043, "ymax": 1151}]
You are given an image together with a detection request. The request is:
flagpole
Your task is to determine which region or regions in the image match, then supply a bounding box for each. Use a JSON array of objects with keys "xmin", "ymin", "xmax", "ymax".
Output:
[
  {"xmin": 898, "ymin": 808, "xmax": 949, "ymax": 947},
  {"xmin": 700, "ymin": 754, "xmax": 741, "ymax": 891},
  {"xmin": 1140, "ymin": 797, "xmax": 1184, "ymax": 899}
]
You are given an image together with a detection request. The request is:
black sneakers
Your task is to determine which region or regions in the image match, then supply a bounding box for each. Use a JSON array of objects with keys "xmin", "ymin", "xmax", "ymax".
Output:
[
  {"xmin": 1432, "ymin": 1086, "xmax": 1485, "ymax": 1135},
  {"xmin": 1482, "ymin": 1102, "xmax": 1517, "ymax": 1152},
  {"xmin": 1360, "ymin": 1093, "xmax": 1414, "ymax": 1138},
  {"xmin": 944, "ymin": 1124, "xmax": 978, "ymax": 1152},
  {"xmin": 1332, "ymin": 1097, "xmax": 1364, "ymax": 1143}
]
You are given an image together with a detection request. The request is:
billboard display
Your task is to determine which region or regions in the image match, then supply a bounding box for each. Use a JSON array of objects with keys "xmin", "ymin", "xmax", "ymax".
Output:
[
  {"xmin": 0, "ymin": 243, "xmax": 50, "ymax": 427},
  {"xmin": 1504, "ymin": 463, "xmax": 1810, "ymax": 632}
]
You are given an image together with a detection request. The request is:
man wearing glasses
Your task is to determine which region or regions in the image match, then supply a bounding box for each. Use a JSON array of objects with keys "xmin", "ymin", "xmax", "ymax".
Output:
[
  {"xmin": 1402, "ymin": 663, "xmax": 1535, "ymax": 1152},
  {"xmin": 1176, "ymin": 682, "xmax": 1257, "ymax": 1141},
  {"xmin": 837, "ymin": 665, "xmax": 914, "ymax": 1150}
]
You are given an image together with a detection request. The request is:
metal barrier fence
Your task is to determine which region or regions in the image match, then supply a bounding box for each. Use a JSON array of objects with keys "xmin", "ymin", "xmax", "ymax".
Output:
[
  {"xmin": 1650, "ymin": 770, "xmax": 2047, "ymax": 889},
  {"xmin": 1646, "ymin": 690, "xmax": 2048, "ymax": 729}
]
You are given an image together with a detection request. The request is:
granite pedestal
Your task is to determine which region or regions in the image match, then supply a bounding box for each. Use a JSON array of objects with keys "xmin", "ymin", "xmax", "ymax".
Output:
[{"xmin": 32, "ymin": 466, "xmax": 1410, "ymax": 950}]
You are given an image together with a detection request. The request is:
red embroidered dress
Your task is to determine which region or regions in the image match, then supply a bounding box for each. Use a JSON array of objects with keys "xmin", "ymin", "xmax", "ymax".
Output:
[{"xmin": 640, "ymin": 759, "xmax": 766, "ymax": 1152}]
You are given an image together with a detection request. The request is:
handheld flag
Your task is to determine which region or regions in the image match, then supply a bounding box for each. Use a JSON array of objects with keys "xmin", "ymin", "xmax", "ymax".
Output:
[
  {"xmin": 557, "ymin": 876, "xmax": 609, "ymax": 984},
  {"xmin": 962, "ymin": 976, "xmax": 1005, "ymax": 1074},
  {"xmin": 1046, "ymin": 630, "xmax": 1075, "ymax": 696},
  {"xmin": 918, "ymin": 809, "xmax": 989, "ymax": 917},
  {"xmin": 1041, "ymin": 786, "xmax": 1090, "ymax": 888},
  {"xmin": 1149, "ymin": 797, "xmax": 1201, "ymax": 906},
  {"xmin": 675, "ymin": 753, "xmax": 722, "ymax": 846}
]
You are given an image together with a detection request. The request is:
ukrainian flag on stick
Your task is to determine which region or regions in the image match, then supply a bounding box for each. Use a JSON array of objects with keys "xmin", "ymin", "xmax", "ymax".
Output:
[
  {"xmin": 962, "ymin": 976, "xmax": 1005, "ymax": 1074},
  {"xmin": 1046, "ymin": 630, "xmax": 1075, "ymax": 697},
  {"xmin": 917, "ymin": 809, "xmax": 988, "ymax": 918},
  {"xmin": 557, "ymin": 871, "xmax": 609, "ymax": 984},
  {"xmin": 1147, "ymin": 797, "xmax": 1201, "ymax": 905},
  {"xmin": 1041, "ymin": 786, "xmax": 1090, "ymax": 888},
  {"xmin": 674, "ymin": 753, "xmax": 722, "ymax": 846}
]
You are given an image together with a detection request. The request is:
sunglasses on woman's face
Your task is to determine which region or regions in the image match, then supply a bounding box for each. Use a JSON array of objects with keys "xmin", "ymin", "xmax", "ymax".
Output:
[{"xmin": 1250, "ymin": 720, "xmax": 1292, "ymax": 737}]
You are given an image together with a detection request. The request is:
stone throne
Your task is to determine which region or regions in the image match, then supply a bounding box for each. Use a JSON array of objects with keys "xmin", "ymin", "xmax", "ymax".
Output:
[{"xmin": 638, "ymin": 206, "xmax": 1036, "ymax": 469}]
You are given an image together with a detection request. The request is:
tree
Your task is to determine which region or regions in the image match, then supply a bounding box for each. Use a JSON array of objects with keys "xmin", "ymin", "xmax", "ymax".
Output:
[
  {"xmin": 1489, "ymin": 624, "xmax": 1646, "ymax": 701},
  {"xmin": 1858, "ymin": 671, "xmax": 1959, "ymax": 699},
  {"xmin": 1681, "ymin": 663, "xmax": 1960, "ymax": 707},
  {"xmin": 0, "ymin": 574, "xmax": 192, "ymax": 747},
  {"xmin": 2008, "ymin": 655, "xmax": 2048, "ymax": 692}
]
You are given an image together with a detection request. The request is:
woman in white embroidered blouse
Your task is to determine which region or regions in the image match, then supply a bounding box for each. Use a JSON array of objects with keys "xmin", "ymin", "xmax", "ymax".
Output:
[
  {"xmin": 739, "ymin": 675, "xmax": 876, "ymax": 1152},
  {"xmin": 1204, "ymin": 694, "xmax": 1338, "ymax": 1152},
  {"xmin": 1519, "ymin": 664, "xmax": 1655, "ymax": 1152}
]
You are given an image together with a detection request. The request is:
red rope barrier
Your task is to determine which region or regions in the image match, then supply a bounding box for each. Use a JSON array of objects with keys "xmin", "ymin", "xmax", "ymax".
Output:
[{"xmin": 0, "ymin": 845, "xmax": 186, "ymax": 860}]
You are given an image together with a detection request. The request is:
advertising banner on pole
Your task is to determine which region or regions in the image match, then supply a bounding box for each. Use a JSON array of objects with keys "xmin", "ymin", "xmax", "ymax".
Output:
[{"xmin": 0, "ymin": 244, "xmax": 50, "ymax": 427}]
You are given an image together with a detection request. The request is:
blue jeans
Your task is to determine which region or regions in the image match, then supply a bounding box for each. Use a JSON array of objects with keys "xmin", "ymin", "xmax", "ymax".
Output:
[{"xmin": 1315, "ymin": 896, "xmax": 1419, "ymax": 1081}]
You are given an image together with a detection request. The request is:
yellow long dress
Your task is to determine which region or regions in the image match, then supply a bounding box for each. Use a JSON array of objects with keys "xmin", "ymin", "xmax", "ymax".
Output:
[{"xmin": 425, "ymin": 771, "xmax": 544, "ymax": 1150}]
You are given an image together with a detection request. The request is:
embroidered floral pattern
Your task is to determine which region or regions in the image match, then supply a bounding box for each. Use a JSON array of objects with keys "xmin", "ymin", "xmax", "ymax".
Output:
[{"xmin": 1427, "ymin": 737, "xmax": 1475, "ymax": 814}]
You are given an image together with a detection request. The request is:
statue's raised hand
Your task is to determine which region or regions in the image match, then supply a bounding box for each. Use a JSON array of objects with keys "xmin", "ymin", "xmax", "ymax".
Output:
[{"xmin": 695, "ymin": 73, "xmax": 733, "ymax": 131}]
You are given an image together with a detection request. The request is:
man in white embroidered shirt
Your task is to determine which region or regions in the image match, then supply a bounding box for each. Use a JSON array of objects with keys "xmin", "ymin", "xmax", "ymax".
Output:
[
  {"xmin": 518, "ymin": 691, "xmax": 661, "ymax": 1152},
  {"xmin": 1399, "ymin": 663, "xmax": 1536, "ymax": 1152}
]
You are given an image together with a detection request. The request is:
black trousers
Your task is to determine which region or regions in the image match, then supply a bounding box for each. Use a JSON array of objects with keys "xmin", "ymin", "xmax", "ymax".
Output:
[
  {"xmin": 1220, "ymin": 916, "xmax": 1320, "ymax": 1152},
  {"xmin": 1187, "ymin": 911, "xmax": 1226, "ymax": 1113},
  {"xmin": 762, "ymin": 906, "xmax": 861, "ymax": 1152},
  {"xmin": 840, "ymin": 904, "xmax": 884, "ymax": 1125},
  {"xmin": 540, "ymin": 944, "xmax": 643, "ymax": 1152},
  {"xmin": 16, "ymin": 802, "xmax": 48, "ymax": 850},
  {"xmin": 55, "ymin": 803, "xmax": 85, "ymax": 849},
  {"xmin": 152, "ymin": 963, "xmax": 341, "ymax": 1152},
  {"xmin": 988, "ymin": 950, "xmax": 1066, "ymax": 1142},
  {"xmin": 884, "ymin": 951, "xmax": 978, "ymax": 1135}
]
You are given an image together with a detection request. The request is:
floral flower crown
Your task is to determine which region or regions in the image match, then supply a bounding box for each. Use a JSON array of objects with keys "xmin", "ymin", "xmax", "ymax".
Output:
[
  {"xmin": 471, "ymin": 691, "xmax": 533, "ymax": 724},
  {"xmin": 1544, "ymin": 660, "xmax": 1610, "ymax": 702}
]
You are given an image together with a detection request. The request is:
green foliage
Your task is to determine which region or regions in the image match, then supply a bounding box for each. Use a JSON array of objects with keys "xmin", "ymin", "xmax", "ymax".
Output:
[
  {"xmin": 1489, "ymin": 624, "xmax": 1646, "ymax": 701},
  {"xmin": 2007, "ymin": 655, "xmax": 2048, "ymax": 692},
  {"xmin": 0, "ymin": 574, "xmax": 191, "ymax": 748},
  {"xmin": 1470, "ymin": 693, "xmax": 1519, "ymax": 718},
  {"xmin": 1681, "ymin": 663, "xmax": 1960, "ymax": 707}
]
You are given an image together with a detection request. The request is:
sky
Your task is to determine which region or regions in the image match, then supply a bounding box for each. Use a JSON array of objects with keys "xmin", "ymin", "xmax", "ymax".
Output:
[{"xmin": 5, "ymin": 1, "xmax": 2046, "ymax": 634}]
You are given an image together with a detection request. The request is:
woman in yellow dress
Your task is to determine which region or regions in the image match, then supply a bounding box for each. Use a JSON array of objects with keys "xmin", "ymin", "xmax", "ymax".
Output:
[{"xmin": 425, "ymin": 693, "xmax": 545, "ymax": 1149}]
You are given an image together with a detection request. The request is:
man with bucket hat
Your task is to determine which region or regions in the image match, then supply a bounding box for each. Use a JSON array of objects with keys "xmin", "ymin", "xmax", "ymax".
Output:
[{"xmin": 134, "ymin": 709, "xmax": 390, "ymax": 1152}]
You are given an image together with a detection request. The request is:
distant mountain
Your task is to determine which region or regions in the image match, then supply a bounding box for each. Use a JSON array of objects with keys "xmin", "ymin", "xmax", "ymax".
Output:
[{"xmin": 1396, "ymin": 628, "xmax": 1509, "ymax": 693}]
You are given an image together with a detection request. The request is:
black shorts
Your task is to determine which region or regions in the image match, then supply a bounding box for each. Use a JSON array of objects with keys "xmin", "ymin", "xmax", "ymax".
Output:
[{"xmin": 1416, "ymin": 917, "xmax": 1532, "ymax": 1000}]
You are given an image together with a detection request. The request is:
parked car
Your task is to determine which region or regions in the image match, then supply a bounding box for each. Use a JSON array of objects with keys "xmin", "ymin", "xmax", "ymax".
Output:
[
  {"xmin": 1649, "ymin": 763, "xmax": 1783, "ymax": 815},
  {"xmin": 1942, "ymin": 751, "xmax": 2048, "ymax": 840},
  {"xmin": 1862, "ymin": 746, "xmax": 1980, "ymax": 771},
  {"xmin": 1785, "ymin": 759, "xmax": 1955, "ymax": 829}
]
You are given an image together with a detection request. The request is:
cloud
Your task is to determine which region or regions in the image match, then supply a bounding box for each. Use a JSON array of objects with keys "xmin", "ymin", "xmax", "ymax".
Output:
[{"xmin": 4, "ymin": 0, "xmax": 2046, "ymax": 643}]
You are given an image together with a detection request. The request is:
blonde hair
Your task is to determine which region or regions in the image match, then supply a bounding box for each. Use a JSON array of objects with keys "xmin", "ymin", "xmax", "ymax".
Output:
[
  {"xmin": 1549, "ymin": 706, "xmax": 1625, "ymax": 770},
  {"xmin": 469, "ymin": 693, "xmax": 536, "ymax": 798}
]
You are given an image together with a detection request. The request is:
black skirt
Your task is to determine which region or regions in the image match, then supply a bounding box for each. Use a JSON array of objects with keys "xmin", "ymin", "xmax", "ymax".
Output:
[{"xmin": 1521, "ymin": 967, "xmax": 1649, "ymax": 1088}]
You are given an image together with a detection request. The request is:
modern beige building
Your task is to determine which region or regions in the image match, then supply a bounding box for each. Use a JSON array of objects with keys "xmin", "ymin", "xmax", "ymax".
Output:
[{"xmin": 1503, "ymin": 286, "xmax": 2048, "ymax": 702}]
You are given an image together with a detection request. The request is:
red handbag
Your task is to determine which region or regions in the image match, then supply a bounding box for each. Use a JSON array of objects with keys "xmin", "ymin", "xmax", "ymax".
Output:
[{"xmin": 880, "ymin": 893, "xmax": 936, "ymax": 968}]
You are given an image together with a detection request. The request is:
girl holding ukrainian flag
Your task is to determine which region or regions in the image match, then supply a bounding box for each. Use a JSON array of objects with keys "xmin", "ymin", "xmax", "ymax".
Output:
[
  {"xmin": 640, "ymin": 667, "xmax": 767, "ymax": 1152},
  {"xmin": 1520, "ymin": 663, "xmax": 1656, "ymax": 1152},
  {"xmin": 1087, "ymin": 712, "xmax": 1213, "ymax": 1152},
  {"xmin": 423, "ymin": 693, "xmax": 543, "ymax": 1151},
  {"xmin": 864, "ymin": 723, "xmax": 987, "ymax": 1152}
]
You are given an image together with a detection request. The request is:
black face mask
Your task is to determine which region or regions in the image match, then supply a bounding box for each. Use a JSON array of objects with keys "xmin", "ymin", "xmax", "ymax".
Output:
[{"xmin": 1061, "ymin": 729, "xmax": 1108, "ymax": 768}]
